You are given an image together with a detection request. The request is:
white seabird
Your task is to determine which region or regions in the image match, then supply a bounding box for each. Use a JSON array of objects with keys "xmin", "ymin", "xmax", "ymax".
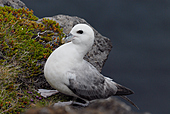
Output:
[{"xmin": 43, "ymin": 24, "xmax": 138, "ymax": 109}]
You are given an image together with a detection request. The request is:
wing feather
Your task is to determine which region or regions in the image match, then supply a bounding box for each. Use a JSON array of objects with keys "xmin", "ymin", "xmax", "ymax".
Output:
[{"xmin": 67, "ymin": 61, "xmax": 117, "ymax": 101}]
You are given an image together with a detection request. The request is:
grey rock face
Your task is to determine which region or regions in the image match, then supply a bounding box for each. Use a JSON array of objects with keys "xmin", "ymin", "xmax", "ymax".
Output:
[
  {"xmin": 39, "ymin": 15, "xmax": 112, "ymax": 72},
  {"xmin": 0, "ymin": 0, "xmax": 27, "ymax": 9},
  {"xmin": 25, "ymin": 97, "xmax": 149, "ymax": 114}
]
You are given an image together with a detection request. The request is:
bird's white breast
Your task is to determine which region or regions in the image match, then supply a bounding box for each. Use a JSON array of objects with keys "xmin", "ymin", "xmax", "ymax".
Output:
[{"xmin": 44, "ymin": 42, "xmax": 82, "ymax": 96}]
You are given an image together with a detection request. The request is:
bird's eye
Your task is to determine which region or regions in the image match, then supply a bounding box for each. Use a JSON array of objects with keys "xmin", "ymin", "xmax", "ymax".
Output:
[{"xmin": 77, "ymin": 30, "xmax": 83, "ymax": 34}]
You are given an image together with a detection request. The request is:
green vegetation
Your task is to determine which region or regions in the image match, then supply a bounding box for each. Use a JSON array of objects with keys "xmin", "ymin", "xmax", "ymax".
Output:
[{"xmin": 0, "ymin": 6, "xmax": 66, "ymax": 113}]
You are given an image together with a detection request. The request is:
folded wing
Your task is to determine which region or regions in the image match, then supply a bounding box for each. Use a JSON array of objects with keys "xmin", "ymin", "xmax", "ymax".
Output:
[{"xmin": 66, "ymin": 60, "xmax": 133, "ymax": 101}]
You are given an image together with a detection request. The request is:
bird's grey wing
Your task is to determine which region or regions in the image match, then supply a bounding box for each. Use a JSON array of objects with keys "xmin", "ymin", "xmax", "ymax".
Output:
[{"xmin": 66, "ymin": 61, "xmax": 117, "ymax": 101}]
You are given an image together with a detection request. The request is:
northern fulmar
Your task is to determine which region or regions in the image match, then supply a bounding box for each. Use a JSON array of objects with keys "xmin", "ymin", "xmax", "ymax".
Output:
[{"xmin": 41, "ymin": 24, "xmax": 138, "ymax": 109}]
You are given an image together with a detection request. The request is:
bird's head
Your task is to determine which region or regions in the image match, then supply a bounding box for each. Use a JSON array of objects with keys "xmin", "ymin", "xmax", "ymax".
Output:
[{"xmin": 63, "ymin": 24, "xmax": 95, "ymax": 48}]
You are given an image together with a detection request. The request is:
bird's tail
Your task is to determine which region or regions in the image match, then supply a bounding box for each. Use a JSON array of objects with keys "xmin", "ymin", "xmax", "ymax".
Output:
[
  {"xmin": 114, "ymin": 83, "xmax": 139, "ymax": 109},
  {"xmin": 104, "ymin": 77, "xmax": 139, "ymax": 109},
  {"xmin": 115, "ymin": 83, "xmax": 134, "ymax": 95},
  {"xmin": 120, "ymin": 96, "xmax": 139, "ymax": 110}
]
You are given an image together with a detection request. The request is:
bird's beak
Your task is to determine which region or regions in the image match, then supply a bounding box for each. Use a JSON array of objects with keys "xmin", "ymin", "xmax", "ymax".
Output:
[{"xmin": 62, "ymin": 33, "xmax": 74, "ymax": 43}]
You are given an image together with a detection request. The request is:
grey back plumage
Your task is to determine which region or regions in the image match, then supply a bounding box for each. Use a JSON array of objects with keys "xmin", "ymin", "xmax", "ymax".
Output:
[{"xmin": 67, "ymin": 60, "xmax": 132, "ymax": 101}]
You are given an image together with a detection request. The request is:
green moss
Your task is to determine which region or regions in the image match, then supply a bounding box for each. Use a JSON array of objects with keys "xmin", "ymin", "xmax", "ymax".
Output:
[{"xmin": 0, "ymin": 6, "xmax": 66, "ymax": 113}]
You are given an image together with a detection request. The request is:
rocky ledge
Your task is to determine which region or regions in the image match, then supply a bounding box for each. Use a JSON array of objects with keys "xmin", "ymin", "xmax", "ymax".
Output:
[{"xmin": 25, "ymin": 98, "xmax": 144, "ymax": 114}]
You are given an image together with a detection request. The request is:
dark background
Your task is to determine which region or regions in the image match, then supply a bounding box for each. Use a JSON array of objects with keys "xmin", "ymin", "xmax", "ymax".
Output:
[{"xmin": 21, "ymin": 0, "xmax": 170, "ymax": 114}]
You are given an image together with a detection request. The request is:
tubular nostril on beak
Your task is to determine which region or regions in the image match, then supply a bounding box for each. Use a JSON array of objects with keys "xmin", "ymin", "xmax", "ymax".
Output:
[
  {"xmin": 66, "ymin": 33, "xmax": 73, "ymax": 38},
  {"xmin": 62, "ymin": 33, "xmax": 74, "ymax": 43}
]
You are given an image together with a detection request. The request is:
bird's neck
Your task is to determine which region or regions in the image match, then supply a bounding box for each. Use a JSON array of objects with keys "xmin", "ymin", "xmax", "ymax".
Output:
[
  {"xmin": 57, "ymin": 42, "xmax": 90, "ymax": 62},
  {"xmin": 74, "ymin": 44, "xmax": 90, "ymax": 58}
]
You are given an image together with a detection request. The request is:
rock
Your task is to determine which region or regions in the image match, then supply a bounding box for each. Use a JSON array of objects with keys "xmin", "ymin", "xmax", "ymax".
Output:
[
  {"xmin": 38, "ymin": 15, "xmax": 112, "ymax": 72},
  {"xmin": 25, "ymin": 97, "xmax": 149, "ymax": 114},
  {"xmin": 0, "ymin": 0, "xmax": 27, "ymax": 9}
]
